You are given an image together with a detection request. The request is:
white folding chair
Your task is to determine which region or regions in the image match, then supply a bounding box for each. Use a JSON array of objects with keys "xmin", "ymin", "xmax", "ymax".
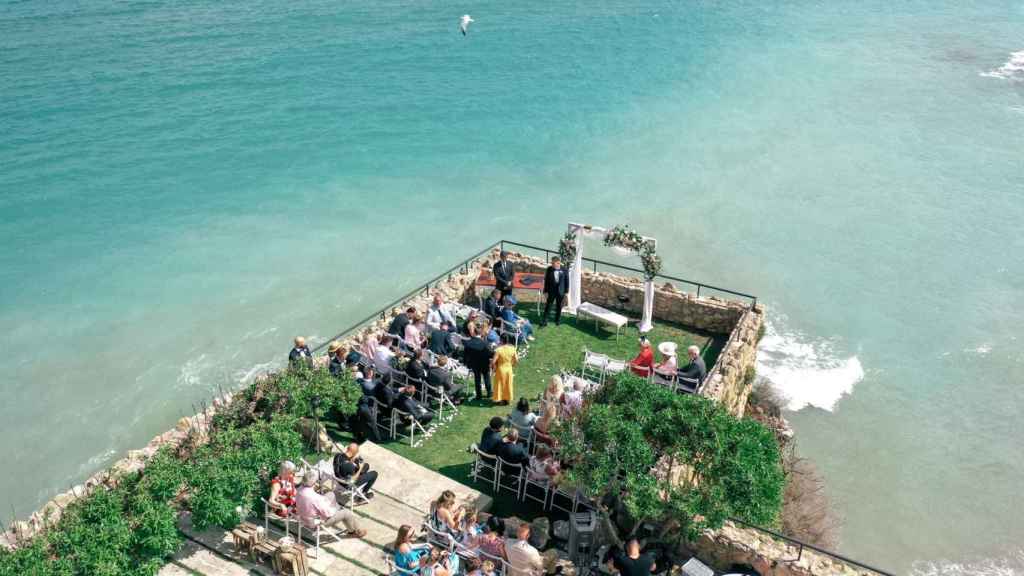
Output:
[
  {"xmin": 496, "ymin": 457, "xmax": 525, "ymax": 499},
  {"xmin": 498, "ymin": 318, "xmax": 524, "ymax": 349},
  {"xmin": 653, "ymin": 370, "xmax": 678, "ymax": 392},
  {"xmin": 300, "ymin": 457, "xmax": 369, "ymax": 511},
  {"xmin": 297, "ymin": 516, "xmax": 344, "ymax": 559},
  {"xmin": 506, "ymin": 417, "xmax": 535, "ymax": 454},
  {"xmin": 391, "ymin": 407, "xmax": 427, "ymax": 447},
  {"xmin": 390, "ymin": 371, "xmax": 410, "ymax": 388},
  {"xmin": 369, "ymin": 397, "xmax": 395, "ymax": 440},
  {"xmin": 261, "ymin": 497, "xmax": 299, "ymax": 537},
  {"xmin": 631, "ymin": 364, "xmax": 654, "ymax": 384},
  {"xmin": 677, "ymin": 375, "xmax": 701, "ymax": 395},
  {"xmin": 548, "ymin": 485, "xmax": 580, "ymax": 515},
  {"xmin": 469, "ymin": 444, "xmax": 499, "ymax": 491},
  {"xmin": 424, "ymin": 378, "xmax": 458, "ymax": 424},
  {"xmin": 581, "ymin": 349, "xmax": 609, "ymax": 384},
  {"xmin": 521, "ymin": 471, "xmax": 551, "ymax": 508}
]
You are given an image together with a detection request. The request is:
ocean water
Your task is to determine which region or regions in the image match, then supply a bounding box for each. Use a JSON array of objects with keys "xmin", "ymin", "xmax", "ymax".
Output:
[{"xmin": 1, "ymin": 0, "xmax": 1022, "ymax": 572}]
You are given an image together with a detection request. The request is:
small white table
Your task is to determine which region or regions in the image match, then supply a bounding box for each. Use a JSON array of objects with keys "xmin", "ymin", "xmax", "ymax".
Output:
[{"xmin": 576, "ymin": 302, "xmax": 628, "ymax": 340}]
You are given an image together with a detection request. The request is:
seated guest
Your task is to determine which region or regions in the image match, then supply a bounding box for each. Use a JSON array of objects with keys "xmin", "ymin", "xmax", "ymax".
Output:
[
  {"xmin": 508, "ymin": 397, "xmax": 537, "ymax": 440},
  {"xmin": 394, "ymin": 385, "xmax": 433, "ymax": 427},
  {"xmin": 350, "ymin": 394, "xmax": 378, "ymax": 443},
  {"xmin": 606, "ymin": 538, "xmax": 657, "ymax": 575},
  {"xmin": 542, "ymin": 375, "xmax": 563, "ymax": 406},
  {"xmin": 461, "ymin": 310, "xmax": 480, "ymax": 336},
  {"xmin": 476, "ymin": 516, "xmax": 508, "ymax": 561},
  {"xmin": 345, "ymin": 346, "xmax": 362, "ymax": 367},
  {"xmin": 498, "ymin": 428, "xmax": 530, "ymax": 466},
  {"xmin": 388, "ymin": 307, "xmax": 414, "ymax": 340},
  {"xmin": 560, "ymin": 380, "xmax": 585, "ymax": 418},
  {"xmin": 505, "ymin": 523, "xmax": 544, "ymax": 576},
  {"xmin": 394, "ymin": 524, "xmax": 451, "ymax": 576},
  {"xmin": 405, "ymin": 311, "xmax": 426, "ymax": 349},
  {"xmin": 328, "ymin": 341, "xmax": 346, "ymax": 377},
  {"xmin": 430, "ymin": 490, "xmax": 464, "ymax": 538},
  {"xmin": 289, "ymin": 336, "xmax": 313, "ymax": 369},
  {"xmin": 528, "ymin": 445, "xmax": 561, "ymax": 484},
  {"xmin": 358, "ymin": 366, "xmax": 377, "ymax": 396},
  {"xmin": 479, "ymin": 416, "xmax": 505, "ymax": 455},
  {"xmin": 428, "ymin": 356, "xmax": 464, "ymax": 399},
  {"xmin": 629, "ymin": 337, "xmax": 655, "ymax": 377},
  {"xmin": 373, "ymin": 378, "xmax": 399, "ymax": 409},
  {"xmin": 406, "ymin": 348, "xmax": 429, "ymax": 385},
  {"xmin": 333, "ymin": 442, "xmax": 378, "ymax": 498},
  {"xmin": 482, "ymin": 289, "xmax": 502, "ymax": 320},
  {"xmin": 460, "ymin": 508, "xmax": 483, "ymax": 547},
  {"xmin": 360, "ymin": 334, "xmax": 379, "ymax": 362},
  {"xmin": 480, "ymin": 319, "xmax": 501, "ymax": 347},
  {"xmin": 654, "ymin": 342, "xmax": 678, "ymax": 377},
  {"xmin": 427, "ymin": 294, "xmax": 458, "ymax": 332},
  {"xmin": 429, "ymin": 323, "xmax": 454, "ymax": 356},
  {"xmin": 295, "ymin": 470, "xmax": 366, "ymax": 538},
  {"xmin": 678, "ymin": 345, "xmax": 707, "ymax": 383},
  {"xmin": 498, "ymin": 297, "xmax": 535, "ymax": 342},
  {"xmin": 533, "ymin": 404, "xmax": 559, "ymax": 448},
  {"xmin": 374, "ymin": 335, "xmax": 397, "ymax": 374},
  {"xmin": 268, "ymin": 461, "xmax": 298, "ymax": 516}
]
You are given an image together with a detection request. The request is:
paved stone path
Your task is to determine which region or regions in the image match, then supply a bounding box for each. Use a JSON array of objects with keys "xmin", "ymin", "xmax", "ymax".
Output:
[{"xmin": 159, "ymin": 441, "xmax": 492, "ymax": 576}]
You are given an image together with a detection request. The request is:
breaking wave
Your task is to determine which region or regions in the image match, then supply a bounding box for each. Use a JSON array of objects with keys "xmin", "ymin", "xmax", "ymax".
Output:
[
  {"xmin": 911, "ymin": 550, "xmax": 1024, "ymax": 576},
  {"xmin": 980, "ymin": 50, "xmax": 1024, "ymax": 81},
  {"xmin": 755, "ymin": 320, "xmax": 864, "ymax": 411}
]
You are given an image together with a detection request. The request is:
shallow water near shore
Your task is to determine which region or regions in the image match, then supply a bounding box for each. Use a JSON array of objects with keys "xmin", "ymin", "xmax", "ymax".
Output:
[{"xmin": 2, "ymin": 0, "xmax": 1023, "ymax": 572}]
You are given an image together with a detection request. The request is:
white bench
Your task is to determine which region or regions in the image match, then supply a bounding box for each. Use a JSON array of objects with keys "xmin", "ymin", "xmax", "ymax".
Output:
[{"xmin": 577, "ymin": 302, "xmax": 628, "ymax": 340}]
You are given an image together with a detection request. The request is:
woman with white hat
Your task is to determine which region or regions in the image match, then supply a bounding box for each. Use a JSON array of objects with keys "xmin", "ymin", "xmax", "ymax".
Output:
[{"xmin": 654, "ymin": 341, "xmax": 678, "ymax": 377}]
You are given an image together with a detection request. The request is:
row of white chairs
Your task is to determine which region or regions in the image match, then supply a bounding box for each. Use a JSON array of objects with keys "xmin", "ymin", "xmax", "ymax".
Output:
[{"xmin": 469, "ymin": 444, "xmax": 593, "ymax": 516}]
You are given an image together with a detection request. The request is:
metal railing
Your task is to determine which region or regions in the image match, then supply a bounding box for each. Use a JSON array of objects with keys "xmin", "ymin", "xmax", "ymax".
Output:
[
  {"xmin": 499, "ymin": 240, "xmax": 758, "ymax": 307},
  {"xmin": 728, "ymin": 517, "xmax": 895, "ymax": 575}
]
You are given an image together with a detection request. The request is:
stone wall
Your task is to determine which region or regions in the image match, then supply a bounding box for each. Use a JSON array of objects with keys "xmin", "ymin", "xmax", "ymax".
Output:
[{"xmin": 498, "ymin": 250, "xmax": 763, "ymax": 418}]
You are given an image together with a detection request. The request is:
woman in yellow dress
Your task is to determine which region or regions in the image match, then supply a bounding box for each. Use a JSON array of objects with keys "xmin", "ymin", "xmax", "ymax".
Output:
[{"xmin": 490, "ymin": 343, "xmax": 518, "ymax": 405}]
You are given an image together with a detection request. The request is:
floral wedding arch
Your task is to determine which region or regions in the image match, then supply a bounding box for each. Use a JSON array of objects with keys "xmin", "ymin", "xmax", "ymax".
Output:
[{"xmin": 559, "ymin": 223, "xmax": 661, "ymax": 332}]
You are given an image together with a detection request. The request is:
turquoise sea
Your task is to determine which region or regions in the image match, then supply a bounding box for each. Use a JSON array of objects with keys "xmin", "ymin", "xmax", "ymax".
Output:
[{"xmin": 2, "ymin": 0, "xmax": 1022, "ymax": 572}]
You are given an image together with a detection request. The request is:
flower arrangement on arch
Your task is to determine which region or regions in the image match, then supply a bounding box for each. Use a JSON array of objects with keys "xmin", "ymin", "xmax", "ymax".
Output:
[
  {"xmin": 603, "ymin": 225, "xmax": 661, "ymax": 279},
  {"xmin": 558, "ymin": 229, "xmax": 578, "ymax": 267}
]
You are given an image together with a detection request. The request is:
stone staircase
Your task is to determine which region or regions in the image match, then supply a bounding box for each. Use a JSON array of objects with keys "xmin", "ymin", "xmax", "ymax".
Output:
[{"xmin": 160, "ymin": 441, "xmax": 491, "ymax": 576}]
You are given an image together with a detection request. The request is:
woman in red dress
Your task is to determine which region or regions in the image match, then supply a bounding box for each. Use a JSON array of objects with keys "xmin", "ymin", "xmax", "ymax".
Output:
[
  {"xmin": 629, "ymin": 337, "xmax": 654, "ymax": 377},
  {"xmin": 268, "ymin": 461, "xmax": 298, "ymax": 516}
]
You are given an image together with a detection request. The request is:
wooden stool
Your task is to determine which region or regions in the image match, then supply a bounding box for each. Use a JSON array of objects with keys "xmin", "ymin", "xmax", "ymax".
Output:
[
  {"xmin": 274, "ymin": 542, "xmax": 309, "ymax": 576},
  {"xmin": 253, "ymin": 540, "xmax": 281, "ymax": 566}
]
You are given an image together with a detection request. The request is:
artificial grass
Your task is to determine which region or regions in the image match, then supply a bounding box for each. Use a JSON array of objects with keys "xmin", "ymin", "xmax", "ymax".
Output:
[{"xmin": 332, "ymin": 308, "xmax": 726, "ymax": 519}]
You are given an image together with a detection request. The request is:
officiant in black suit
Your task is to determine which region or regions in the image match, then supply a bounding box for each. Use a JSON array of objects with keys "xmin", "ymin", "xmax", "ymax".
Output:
[
  {"xmin": 541, "ymin": 256, "xmax": 570, "ymax": 327},
  {"xmin": 493, "ymin": 251, "xmax": 515, "ymax": 301}
]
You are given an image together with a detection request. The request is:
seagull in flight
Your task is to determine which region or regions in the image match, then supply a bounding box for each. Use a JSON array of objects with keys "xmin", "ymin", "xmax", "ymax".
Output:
[{"xmin": 460, "ymin": 14, "xmax": 474, "ymax": 35}]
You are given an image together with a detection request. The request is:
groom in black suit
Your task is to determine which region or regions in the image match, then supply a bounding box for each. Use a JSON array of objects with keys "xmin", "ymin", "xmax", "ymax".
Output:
[
  {"xmin": 493, "ymin": 251, "xmax": 515, "ymax": 301},
  {"xmin": 541, "ymin": 256, "xmax": 570, "ymax": 327}
]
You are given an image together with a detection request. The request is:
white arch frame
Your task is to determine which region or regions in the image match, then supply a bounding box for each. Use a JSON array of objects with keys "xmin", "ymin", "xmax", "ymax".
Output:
[{"xmin": 566, "ymin": 222, "xmax": 656, "ymax": 333}]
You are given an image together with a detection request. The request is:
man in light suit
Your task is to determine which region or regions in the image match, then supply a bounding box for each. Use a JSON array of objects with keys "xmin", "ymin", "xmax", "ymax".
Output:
[
  {"xmin": 493, "ymin": 251, "xmax": 515, "ymax": 301},
  {"xmin": 540, "ymin": 256, "xmax": 569, "ymax": 327}
]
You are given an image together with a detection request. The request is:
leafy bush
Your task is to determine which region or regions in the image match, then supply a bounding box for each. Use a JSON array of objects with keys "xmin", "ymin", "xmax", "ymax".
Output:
[
  {"xmin": 557, "ymin": 374, "xmax": 785, "ymax": 541},
  {"xmin": 186, "ymin": 415, "xmax": 304, "ymax": 530},
  {"xmin": 253, "ymin": 366, "xmax": 361, "ymax": 423}
]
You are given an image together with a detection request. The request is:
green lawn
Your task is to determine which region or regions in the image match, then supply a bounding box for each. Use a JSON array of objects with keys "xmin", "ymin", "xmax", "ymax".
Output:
[{"xmin": 331, "ymin": 308, "xmax": 725, "ymax": 518}]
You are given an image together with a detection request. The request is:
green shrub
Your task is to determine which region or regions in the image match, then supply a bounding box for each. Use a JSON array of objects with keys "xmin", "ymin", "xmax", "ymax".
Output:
[
  {"xmin": 557, "ymin": 374, "xmax": 785, "ymax": 541},
  {"xmin": 255, "ymin": 366, "xmax": 361, "ymax": 423},
  {"xmin": 186, "ymin": 415, "xmax": 304, "ymax": 530}
]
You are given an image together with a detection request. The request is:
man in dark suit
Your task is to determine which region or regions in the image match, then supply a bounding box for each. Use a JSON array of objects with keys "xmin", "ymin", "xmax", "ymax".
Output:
[
  {"xmin": 462, "ymin": 324, "xmax": 493, "ymax": 400},
  {"xmin": 498, "ymin": 429, "xmax": 530, "ymax": 466},
  {"xmin": 541, "ymin": 256, "xmax": 570, "ymax": 327},
  {"xmin": 387, "ymin": 307, "xmax": 415, "ymax": 340},
  {"xmin": 394, "ymin": 386, "xmax": 433, "ymax": 427},
  {"xmin": 288, "ymin": 336, "xmax": 313, "ymax": 369},
  {"xmin": 479, "ymin": 416, "xmax": 505, "ymax": 455},
  {"xmin": 678, "ymin": 345, "xmax": 707, "ymax": 383},
  {"xmin": 482, "ymin": 289, "xmax": 502, "ymax": 320},
  {"xmin": 427, "ymin": 356, "xmax": 465, "ymax": 402},
  {"xmin": 492, "ymin": 251, "xmax": 515, "ymax": 301},
  {"xmin": 405, "ymin": 348, "xmax": 428, "ymax": 388},
  {"xmin": 428, "ymin": 323, "xmax": 453, "ymax": 356}
]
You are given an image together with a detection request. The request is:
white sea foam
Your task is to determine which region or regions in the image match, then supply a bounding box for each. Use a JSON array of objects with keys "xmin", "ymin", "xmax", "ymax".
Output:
[
  {"xmin": 235, "ymin": 360, "xmax": 279, "ymax": 384},
  {"xmin": 755, "ymin": 320, "xmax": 864, "ymax": 411},
  {"xmin": 911, "ymin": 550, "xmax": 1024, "ymax": 576},
  {"xmin": 176, "ymin": 353, "xmax": 209, "ymax": 389},
  {"xmin": 964, "ymin": 343, "xmax": 993, "ymax": 356},
  {"xmin": 980, "ymin": 50, "xmax": 1024, "ymax": 81}
]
